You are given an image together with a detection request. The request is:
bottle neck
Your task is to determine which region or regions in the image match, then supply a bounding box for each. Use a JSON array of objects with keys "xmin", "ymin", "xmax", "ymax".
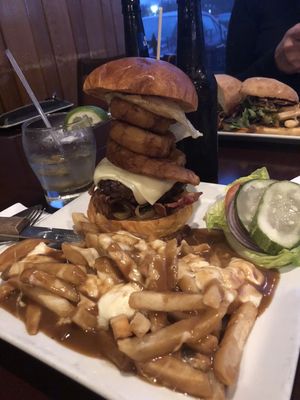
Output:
[
  {"xmin": 177, "ymin": 0, "xmax": 206, "ymax": 74},
  {"xmin": 121, "ymin": 0, "xmax": 149, "ymax": 57},
  {"xmin": 121, "ymin": 0, "xmax": 140, "ymax": 15}
]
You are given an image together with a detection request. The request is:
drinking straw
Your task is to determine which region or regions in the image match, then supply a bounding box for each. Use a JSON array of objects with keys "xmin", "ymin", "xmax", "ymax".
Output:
[
  {"xmin": 5, "ymin": 49, "xmax": 52, "ymax": 129},
  {"xmin": 156, "ymin": 7, "xmax": 163, "ymax": 60}
]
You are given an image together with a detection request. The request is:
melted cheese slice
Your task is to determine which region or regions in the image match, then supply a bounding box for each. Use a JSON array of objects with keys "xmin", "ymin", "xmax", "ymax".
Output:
[{"xmin": 93, "ymin": 158, "xmax": 175, "ymax": 205}]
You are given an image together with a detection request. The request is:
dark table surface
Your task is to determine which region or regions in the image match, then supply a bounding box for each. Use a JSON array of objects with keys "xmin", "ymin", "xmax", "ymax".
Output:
[{"xmin": 0, "ymin": 128, "xmax": 300, "ymax": 399}]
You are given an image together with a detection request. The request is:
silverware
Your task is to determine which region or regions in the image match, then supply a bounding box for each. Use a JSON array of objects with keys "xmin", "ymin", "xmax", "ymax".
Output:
[
  {"xmin": 0, "ymin": 225, "xmax": 81, "ymax": 243},
  {"xmin": 0, "ymin": 205, "xmax": 44, "ymax": 242},
  {"xmin": 0, "ymin": 204, "xmax": 81, "ymax": 243}
]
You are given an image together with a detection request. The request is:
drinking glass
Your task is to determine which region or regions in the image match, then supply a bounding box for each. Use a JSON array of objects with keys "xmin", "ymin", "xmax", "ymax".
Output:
[{"xmin": 22, "ymin": 112, "xmax": 96, "ymax": 209}]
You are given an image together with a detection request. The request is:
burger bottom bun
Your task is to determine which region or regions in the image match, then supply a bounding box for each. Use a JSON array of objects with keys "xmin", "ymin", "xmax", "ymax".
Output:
[{"xmin": 87, "ymin": 198, "xmax": 194, "ymax": 239}]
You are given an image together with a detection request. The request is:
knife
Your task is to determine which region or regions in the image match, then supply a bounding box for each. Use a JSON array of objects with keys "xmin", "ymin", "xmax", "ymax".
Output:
[{"xmin": 0, "ymin": 216, "xmax": 82, "ymax": 243}]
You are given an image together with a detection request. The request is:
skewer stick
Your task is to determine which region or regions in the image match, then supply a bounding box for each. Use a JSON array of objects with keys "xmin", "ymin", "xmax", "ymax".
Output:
[{"xmin": 156, "ymin": 7, "xmax": 163, "ymax": 60}]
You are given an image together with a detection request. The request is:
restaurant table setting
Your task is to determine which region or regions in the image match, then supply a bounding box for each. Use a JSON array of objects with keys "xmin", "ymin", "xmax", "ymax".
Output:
[{"xmin": 1, "ymin": 15, "xmax": 300, "ymax": 398}]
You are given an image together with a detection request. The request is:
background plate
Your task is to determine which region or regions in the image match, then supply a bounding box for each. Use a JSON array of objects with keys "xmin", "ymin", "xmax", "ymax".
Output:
[
  {"xmin": 1, "ymin": 182, "xmax": 300, "ymax": 400},
  {"xmin": 219, "ymin": 130, "xmax": 300, "ymax": 144}
]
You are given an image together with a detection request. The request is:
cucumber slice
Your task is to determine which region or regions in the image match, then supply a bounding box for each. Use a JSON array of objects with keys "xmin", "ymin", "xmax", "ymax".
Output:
[
  {"xmin": 250, "ymin": 181, "xmax": 300, "ymax": 254},
  {"xmin": 64, "ymin": 106, "xmax": 109, "ymax": 127},
  {"xmin": 235, "ymin": 179, "xmax": 276, "ymax": 232}
]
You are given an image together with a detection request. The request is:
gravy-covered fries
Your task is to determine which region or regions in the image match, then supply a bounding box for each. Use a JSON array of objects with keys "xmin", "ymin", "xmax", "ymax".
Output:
[{"xmin": 0, "ymin": 227, "xmax": 279, "ymax": 399}]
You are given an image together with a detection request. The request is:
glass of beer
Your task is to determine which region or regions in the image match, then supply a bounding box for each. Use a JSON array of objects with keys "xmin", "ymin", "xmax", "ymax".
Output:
[{"xmin": 22, "ymin": 113, "xmax": 96, "ymax": 209}]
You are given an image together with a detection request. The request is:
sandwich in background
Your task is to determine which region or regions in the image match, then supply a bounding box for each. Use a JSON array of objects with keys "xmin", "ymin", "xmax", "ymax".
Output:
[
  {"xmin": 83, "ymin": 57, "xmax": 202, "ymax": 239},
  {"xmin": 216, "ymin": 75, "xmax": 300, "ymax": 135}
]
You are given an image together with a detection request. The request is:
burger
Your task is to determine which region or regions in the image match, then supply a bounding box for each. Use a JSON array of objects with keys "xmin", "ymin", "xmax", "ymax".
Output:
[
  {"xmin": 217, "ymin": 76, "xmax": 300, "ymax": 135},
  {"xmin": 83, "ymin": 57, "xmax": 202, "ymax": 239}
]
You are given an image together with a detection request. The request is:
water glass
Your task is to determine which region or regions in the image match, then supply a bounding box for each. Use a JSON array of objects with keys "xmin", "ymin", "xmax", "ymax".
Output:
[{"xmin": 22, "ymin": 112, "xmax": 96, "ymax": 209}]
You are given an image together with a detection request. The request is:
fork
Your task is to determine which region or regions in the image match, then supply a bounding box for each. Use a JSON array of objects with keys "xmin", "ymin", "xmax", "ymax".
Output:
[
  {"xmin": 22, "ymin": 205, "xmax": 44, "ymax": 226},
  {"xmin": 0, "ymin": 205, "xmax": 45, "ymax": 242}
]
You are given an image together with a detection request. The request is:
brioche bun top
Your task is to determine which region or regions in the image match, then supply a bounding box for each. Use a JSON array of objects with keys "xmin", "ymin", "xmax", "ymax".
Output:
[
  {"xmin": 215, "ymin": 74, "xmax": 243, "ymax": 115},
  {"xmin": 83, "ymin": 57, "xmax": 198, "ymax": 112},
  {"xmin": 241, "ymin": 77, "xmax": 299, "ymax": 103}
]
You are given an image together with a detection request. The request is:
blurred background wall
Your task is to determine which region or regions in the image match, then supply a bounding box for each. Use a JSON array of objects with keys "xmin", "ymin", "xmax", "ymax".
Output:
[{"xmin": 0, "ymin": 0, "xmax": 125, "ymax": 113}]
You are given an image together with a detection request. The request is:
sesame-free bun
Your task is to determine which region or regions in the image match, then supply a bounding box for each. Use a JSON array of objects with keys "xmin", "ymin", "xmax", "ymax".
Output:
[
  {"xmin": 87, "ymin": 196, "xmax": 194, "ymax": 239},
  {"xmin": 215, "ymin": 74, "xmax": 243, "ymax": 115},
  {"xmin": 241, "ymin": 77, "xmax": 299, "ymax": 103},
  {"xmin": 83, "ymin": 57, "xmax": 198, "ymax": 112}
]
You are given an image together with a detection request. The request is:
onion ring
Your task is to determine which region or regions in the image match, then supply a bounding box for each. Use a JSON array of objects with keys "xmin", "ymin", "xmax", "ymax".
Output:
[
  {"xmin": 109, "ymin": 121, "xmax": 175, "ymax": 158},
  {"xmin": 110, "ymin": 97, "xmax": 174, "ymax": 134},
  {"xmin": 106, "ymin": 139, "xmax": 200, "ymax": 186}
]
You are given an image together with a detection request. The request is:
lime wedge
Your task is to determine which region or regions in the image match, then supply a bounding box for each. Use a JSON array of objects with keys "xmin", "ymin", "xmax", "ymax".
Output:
[{"xmin": 64, "ymin": 106, "xmax": 109, "ymax": 127}]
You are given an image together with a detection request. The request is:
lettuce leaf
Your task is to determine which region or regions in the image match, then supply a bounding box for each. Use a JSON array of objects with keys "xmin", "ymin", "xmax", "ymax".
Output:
[
  {"xmin": 224, "ymin": 228, "xmax": 300, "ymax": 269},
  {"xmin": 204, "ymin": 168, "xmax": 300, "ymax": 269}
]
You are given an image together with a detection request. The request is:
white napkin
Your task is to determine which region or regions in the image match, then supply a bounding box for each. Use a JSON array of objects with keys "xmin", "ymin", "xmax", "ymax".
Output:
[
  {"xmin": 0, "ymin": 203, "xmax": 27, "ymax": 217},
  {"xmin": 291, "ymin": 176, "xmax": 300, "ymax": 184}
]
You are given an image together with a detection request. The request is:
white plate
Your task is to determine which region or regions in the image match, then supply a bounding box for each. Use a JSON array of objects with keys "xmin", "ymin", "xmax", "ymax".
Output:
[
  {"xmin": 219, "ymin": 130, "xmax": 300, "ymax": 140},
  {"xmin": 1, "ymin": 181, "xmax": 300, "ymax": 400}
]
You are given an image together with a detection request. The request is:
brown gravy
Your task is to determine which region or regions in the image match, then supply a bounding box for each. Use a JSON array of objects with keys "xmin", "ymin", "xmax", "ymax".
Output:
[{"xmin": 0, "ymin": 228, "xmax": 280, "ymax": 366}]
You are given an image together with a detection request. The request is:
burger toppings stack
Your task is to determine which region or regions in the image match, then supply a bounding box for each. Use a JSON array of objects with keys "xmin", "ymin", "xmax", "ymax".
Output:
[{"xmin": 83, "ymin": 57, "xmax": 202, "ymax": 238}]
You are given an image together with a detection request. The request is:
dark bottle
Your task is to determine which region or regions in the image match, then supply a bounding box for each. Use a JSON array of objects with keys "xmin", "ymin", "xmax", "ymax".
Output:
[
  {"xmin": 176, "ymin": 0, "xmax": 218, "ymax": 183},
  {"xmin": 121, "ymin": 0, "xmax": 149, "ymax": 57}
]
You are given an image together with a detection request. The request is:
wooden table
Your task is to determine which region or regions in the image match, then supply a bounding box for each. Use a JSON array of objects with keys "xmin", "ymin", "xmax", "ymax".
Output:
[{"xmin": 0, "ymin": 129, "xmax": 300, "ymax": 399}]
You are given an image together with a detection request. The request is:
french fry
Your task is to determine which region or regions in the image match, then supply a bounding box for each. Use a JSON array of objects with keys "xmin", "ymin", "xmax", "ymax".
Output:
[
  {"xmin": 207, "ymin": 372, "xmax": 226, "ymax": 400},
  {"xmin": 214, "ymin": 302, "xmax": 258, "ymax": 386},
  {"xmin": 185, "ymin": 352, "xmax": 212, "ymax": 372},
  {"xmin": 25, "ymin": 302, "xmax": 42, "ymax": 335},
  {"xmin": 78, "ymin": 293, "xmax": 97, "ymax": 311},
  {"xmin": 2, "ymin": 255, "xmax": 67, "ymax": 280},
  {"xmin": 118, "ymin": 304, "xmax": 228, "ymax": 362},
  {"xmin": 110, "ymin": 314, "xmax": 132, "ymax": 340},
  {"xmin": 20, "ymin": 268, "xmax": 80, "ymax": 303},
  {"xmin": 178, "ymin": 274, "xmax": 199, "ymax": 293},
  {"xmin": 148, "ymin": 311, "xmax": 168, "ymax": 333},
  {"xmin": 187, "ymin": 334, "xmax": 219, "ymax": 355},
  {"xmin": 10, "ymin": 279, "xmax": 75, "ymax": 318},
  {"xmin": 137, "ymin": 355, "xmax": 212, "ymax": 398},
  {"xmin": 130, "ymin": 312, "xmax": 151, "ymax": 338},
  {"xmin": 94, "ymin": 256, "xmax": 123, "ymax": 284},
  {"xmin": 203, "ymin": 284, "xmax": 223, "ymax": 309},
  {"xmin": 129, "ymin": 290, "xmax": 213, "ymax": 312},
  {"xmin": 86, "ymin": 233, "xmax": 142, "ymax": 282},
  {"xmin": 0, "ymin": 282, "xmax": 16, "ymax": 301},
  {"xmin": 180, "ymin": 240, "xmax": 211, "ymax": 256},
  {"xmin": 165, "ymin": 239, "xmax": 178, "ymax": 289},
  {"xmin": 0, "ymin": 239, "xmax": 44, "ymax": 272},
  {"xmin": 72, "ymin": 305, "xmax": 98, "ymax": 331},
  {"xmin": 62, "ymin": 242, "xmax": 99, "ymax": 267},
  {"xmin": 79, "ymin": 274, "xmax": 111, "ymax": 299},
  {"xmin": 72, "ymin": 212, "xmax": 99, "ymax": 234},
  {"xmin": 26, "ymin": 262, "xmax": 86, "ymax": 285}
]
